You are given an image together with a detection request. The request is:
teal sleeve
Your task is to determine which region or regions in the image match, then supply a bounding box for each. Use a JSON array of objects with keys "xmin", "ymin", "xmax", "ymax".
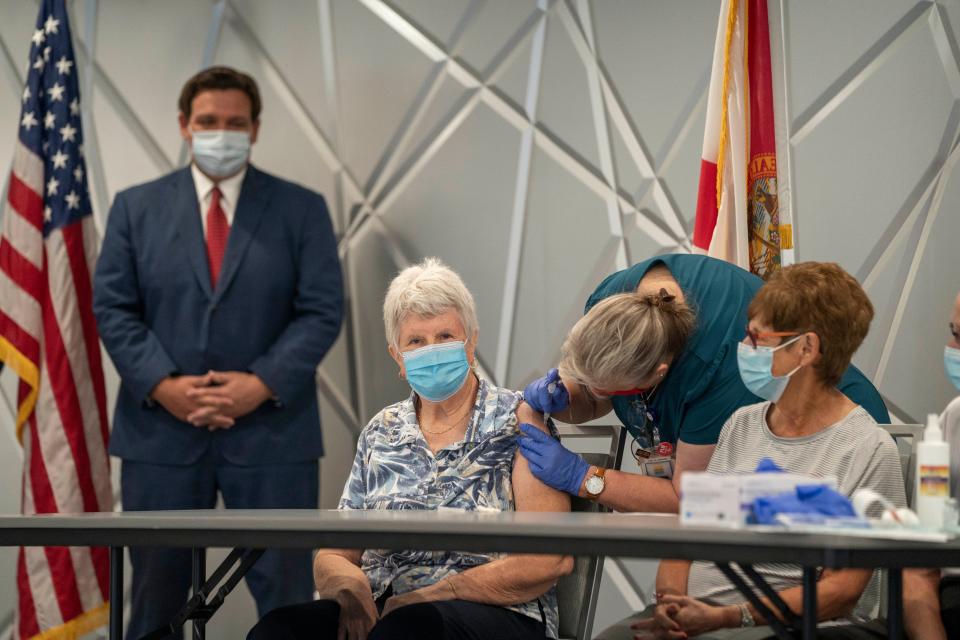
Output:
[
  {"xmin": 838, "ymin": 365, "xmax": 890, "ymax": 423},
  {"xmin": 585, "ymin": 271, "xmax": 621, "ymax": 313},
  {"xmin": 676, "ymin": 369, "xmax": 759, "ymax": 445},
  {"xmin": 584, "ymin": 259, "xmax": 660, "ymax": 313}
]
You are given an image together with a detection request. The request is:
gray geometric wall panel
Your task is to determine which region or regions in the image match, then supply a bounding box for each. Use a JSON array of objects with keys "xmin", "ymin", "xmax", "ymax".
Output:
[{"xmin": 1, "ymin": 1, "xmax": 959, "ymax": 637}]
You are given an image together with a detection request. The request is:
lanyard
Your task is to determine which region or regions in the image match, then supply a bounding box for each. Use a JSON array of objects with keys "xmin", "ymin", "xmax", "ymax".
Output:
[{"xmin": 627, "ymin": 388, "xmax": 666, "ymax": 462}]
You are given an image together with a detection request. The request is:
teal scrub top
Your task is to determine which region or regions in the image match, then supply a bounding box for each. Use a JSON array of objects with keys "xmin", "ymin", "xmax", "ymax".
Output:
[{"xmin": 585, "ymin": 254, "xmax": 889, "ymax": 446}]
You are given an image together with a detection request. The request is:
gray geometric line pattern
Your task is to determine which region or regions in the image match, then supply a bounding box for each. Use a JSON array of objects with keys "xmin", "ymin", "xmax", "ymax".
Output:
[
  {"xmin": 0, "ymin": 28, "xmax": 23, "ymax": 99},
  {"xmin": 72, "ymin": 36, "xmax": 176, "ymax": 175},
  {"xmin": 557, "ymin": 0, "xmax": 687, "ymax": 244},
  {"xmin": 931, "ymin": 4, "xmax": 960, "ymax": 94},
  {"xmin": 73, "ymin": 0, "xmax": 108, "ymax": 238},
  {"xmin": 653, "ymin": 67, "xmax": 710, "ymax": 178},
  {"xmin": 857, "ymin": 100, "xmax": 960, "ymax": 288},
  {"xmin": 225, "ymin": 1, "xmax": 364, "ymax": 202},
  {"xmin": 175, "ymin": 0, "xmax": 227, "ymax": 169},
  {"xmin": 328, "ymin": 0, "xmax": 695, "ymax": 417},
  {"xmin": 935, "ymin": 0, "xmax": 960, "ymax": 74},
  {"xmin": 341, "ymin": 1, "xmax": 545, "ymax": 225},
  {"xmin": 875, "ymin": 135, "xmax": 960, "ymax": 386},
  {"xmin": 360, "ymin": 0, "xmax": 645, "ymax": 236},
  {"xmin": 493, "ymin": 0, "xmax": 547, "ymax": 387},
  {"xmin": 574, "ymin": 0, "xmax": 629, "ymax": 272},
  {"xmin": 790, "ymin": 1, "xmax": 930, "ymax": 144},
  {"xmin": 607, "ymin": 557, "xmax": 648, "ymax": 610},
  {"xmin": 779, "ymin": 0, "xmax": 960, "ymax": 424},
  {"xmin": 361, "ymin": 0, "xmax": 486, "ymax": 203}
]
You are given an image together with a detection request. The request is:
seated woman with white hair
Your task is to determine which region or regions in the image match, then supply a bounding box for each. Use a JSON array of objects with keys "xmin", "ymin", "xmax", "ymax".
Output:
[{"xmin": 248, "ymin": 257, "xmax": 572, "ymax": 640}]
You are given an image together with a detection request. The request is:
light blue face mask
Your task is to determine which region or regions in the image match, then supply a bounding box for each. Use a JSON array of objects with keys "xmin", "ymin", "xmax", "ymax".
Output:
[
  {"xmin": 402, "ymin": 341, "xmax": 471, "ymax": 402},
  {"xmin": 946, "ymin": 345, "xmax": 960, "ymax": 391},
  {"xmin": 191, "ymin": 129, "xmax": 250, "ymax": 178},
  {"xmin": 737, "ymin": 336, "xmax": 803, "ymax": 403}
]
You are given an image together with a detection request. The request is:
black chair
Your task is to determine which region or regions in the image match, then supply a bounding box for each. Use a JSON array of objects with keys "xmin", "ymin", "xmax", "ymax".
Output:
[{"xmin": 553, "ymin": 424, "xmax": 626, "ymax": 640}]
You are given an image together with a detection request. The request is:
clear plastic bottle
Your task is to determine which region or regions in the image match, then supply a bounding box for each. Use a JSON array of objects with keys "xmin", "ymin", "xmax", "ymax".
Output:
[{"xmin": 916, "ymin": 413, "xmax": 951, "ymax": 528}]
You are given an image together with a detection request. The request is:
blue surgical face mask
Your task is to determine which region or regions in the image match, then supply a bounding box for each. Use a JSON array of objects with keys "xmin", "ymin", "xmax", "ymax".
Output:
[
  {"xmin": 946, "ymin": 345, "xmax": 960, "ymax": 391},
  {"xmin": 402, "ymin": 341, "xmax": 471, "ymax": 402},
  {"xmin": 737, "ymin": 336, "xmax": 803, "ymax": 403},
  {"xmin": 191, "ymin": 129, "xmax": 250, "ymax": 178}
]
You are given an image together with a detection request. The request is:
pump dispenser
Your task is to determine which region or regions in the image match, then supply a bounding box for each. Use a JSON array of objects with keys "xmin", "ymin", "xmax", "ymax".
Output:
[{"xmin": 916, "ymin": 413, "xmax": 951, "ymax": 528}]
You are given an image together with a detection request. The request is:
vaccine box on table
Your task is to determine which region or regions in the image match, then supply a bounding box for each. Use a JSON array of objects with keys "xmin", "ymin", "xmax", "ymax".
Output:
[{"xmin": 680, "ymin": 472, "xmax": 838, "ymax": 528}]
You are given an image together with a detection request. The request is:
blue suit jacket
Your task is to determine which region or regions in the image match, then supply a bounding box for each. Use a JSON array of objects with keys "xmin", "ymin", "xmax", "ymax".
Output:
[{"xmin": 93, "ymin": 165, "xmax": 343, "ymax": 466}]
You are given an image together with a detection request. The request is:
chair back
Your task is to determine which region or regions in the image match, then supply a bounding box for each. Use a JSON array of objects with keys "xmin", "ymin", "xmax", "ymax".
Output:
[
  {"xmin": 878, "ymin": 423, "xmax": 924, "ymax": 507},
  {"xmin": 553, "ymin": 424, "xmax": 626, "ymax": 640},
  {"xmin": 876, "ymin": 423, "xmax": 924, "ymax": 620}
]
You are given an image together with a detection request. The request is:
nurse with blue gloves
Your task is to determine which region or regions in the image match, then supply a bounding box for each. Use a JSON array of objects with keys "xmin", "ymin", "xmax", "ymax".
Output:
[{"xmin": 517, "ymin": 254, "xmax": 890, "ymax": 513}]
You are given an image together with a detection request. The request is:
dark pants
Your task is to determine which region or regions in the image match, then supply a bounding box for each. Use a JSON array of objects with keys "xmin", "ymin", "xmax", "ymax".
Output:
[
  {"xmin": 247, "ymin": 599, "xmax": 548, "ymax": 640},
  {"xmin": 121, "ymin": 453, "xmax": 318, "ymax": 640},
  {"xmin": 941, "ymin": 575, "xmax": 960, "ymax": 637}
]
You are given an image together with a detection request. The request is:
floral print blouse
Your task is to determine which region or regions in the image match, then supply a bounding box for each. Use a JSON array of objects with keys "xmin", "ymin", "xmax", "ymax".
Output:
[{"xmin": 339, "ymin": 379, "xmax": 559, "ymax": 638}]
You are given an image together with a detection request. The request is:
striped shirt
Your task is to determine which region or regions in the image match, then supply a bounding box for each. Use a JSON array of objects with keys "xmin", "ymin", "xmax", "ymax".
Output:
[{"xmin": 687, "ymin": 401, "xmax": 906, "ymax": 622}]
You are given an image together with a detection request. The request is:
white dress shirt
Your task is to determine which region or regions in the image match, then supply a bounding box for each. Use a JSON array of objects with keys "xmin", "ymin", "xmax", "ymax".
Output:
[{"xmin": 191, "ymin": 163, "xmax": 246, "ymax": 237}]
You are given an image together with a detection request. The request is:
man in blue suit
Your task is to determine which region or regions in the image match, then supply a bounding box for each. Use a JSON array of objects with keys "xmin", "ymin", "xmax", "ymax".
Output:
[{"xmin": 93, "ymin": 66, "xmax": 343, "ymax": 637}]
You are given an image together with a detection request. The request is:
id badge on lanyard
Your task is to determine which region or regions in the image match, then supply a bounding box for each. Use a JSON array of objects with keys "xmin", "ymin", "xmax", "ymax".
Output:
[
  {"xmin": 629, "ymin": 400, "xmax": 675, "ymax": 479},
  {"xmin": 640, "ymin": 449, "xmax": 675, "ymax": 479}
]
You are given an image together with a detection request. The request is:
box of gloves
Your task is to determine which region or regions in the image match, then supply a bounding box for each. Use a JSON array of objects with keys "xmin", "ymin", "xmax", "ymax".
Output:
[{"xmin": 680, "ymin": 471, "xmax": 837, "ymax": 528}]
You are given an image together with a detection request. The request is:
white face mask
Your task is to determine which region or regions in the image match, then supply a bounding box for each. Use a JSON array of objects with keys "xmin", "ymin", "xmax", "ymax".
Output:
[{"xmin": 191, "ymin": 129, "xmax": 250, "ymax": 178}]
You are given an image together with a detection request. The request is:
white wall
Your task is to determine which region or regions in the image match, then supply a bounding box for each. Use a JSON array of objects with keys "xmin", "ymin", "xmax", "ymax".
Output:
[{"xmin": 1, "ymin": 0, "xmax": 959, "ymax": 637}]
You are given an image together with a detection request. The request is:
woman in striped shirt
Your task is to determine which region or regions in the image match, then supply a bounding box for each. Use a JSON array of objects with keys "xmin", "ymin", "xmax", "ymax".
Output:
[{"xmin": 600, "ymin": 262, "xmax": 941, "ymax": 640}]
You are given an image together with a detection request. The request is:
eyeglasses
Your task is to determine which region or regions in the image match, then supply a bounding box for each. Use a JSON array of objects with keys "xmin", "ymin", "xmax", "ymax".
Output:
[
  {"xmin": 951, "ymin": 322, "xmax": 960, "ymax": 342},
  {"xmin": 744, "ymin": 325, "xmax": 801, "ymax": 349}
]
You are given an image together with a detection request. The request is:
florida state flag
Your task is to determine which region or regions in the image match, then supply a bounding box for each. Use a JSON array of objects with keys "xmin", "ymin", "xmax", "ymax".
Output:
[{"xmin": 693, "ymin": 0, "xmax": 787, "ymax": 278}]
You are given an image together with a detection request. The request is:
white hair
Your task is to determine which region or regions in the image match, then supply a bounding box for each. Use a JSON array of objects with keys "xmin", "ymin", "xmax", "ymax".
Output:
[{"xmin": 383, "ymin": 257, "xmax": 479, "ymax": 349}]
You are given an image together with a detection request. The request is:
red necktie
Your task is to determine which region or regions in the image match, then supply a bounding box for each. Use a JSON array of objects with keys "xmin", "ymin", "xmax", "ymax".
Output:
[{"xmin": 205, "ymin": 187, "xmax": 230, "ymax": 289}]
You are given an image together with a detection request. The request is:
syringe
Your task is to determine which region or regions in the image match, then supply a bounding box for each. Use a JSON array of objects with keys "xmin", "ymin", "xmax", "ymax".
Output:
[{"xmin": 543, "ymin": 380, "xmax": 557, "ymax": 426}]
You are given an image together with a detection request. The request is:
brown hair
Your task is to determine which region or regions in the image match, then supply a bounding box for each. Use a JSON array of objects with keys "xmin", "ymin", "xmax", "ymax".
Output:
[
  {"xmin": 178, "ymin": 66, "xmax": 262, "ymax": 121},
  {"xmin": 559, "ymin": 289, "xmax": 696, "ymax": 391},
  {"xmin": 748, "ymin": 262, "xmax": 873, "ymax": 386}
]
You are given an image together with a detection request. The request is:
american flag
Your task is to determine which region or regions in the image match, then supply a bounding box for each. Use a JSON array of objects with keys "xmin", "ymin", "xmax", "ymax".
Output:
[{"xmin": 0, "ymin": 0, "xmax": 112, "ymax": 637}]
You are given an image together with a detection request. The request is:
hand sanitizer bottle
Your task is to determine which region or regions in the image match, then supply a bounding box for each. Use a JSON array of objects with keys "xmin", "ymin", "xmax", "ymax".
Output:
[{"xmin": 917, "ymin": 413, "xmax": 951, "ymax": 528}]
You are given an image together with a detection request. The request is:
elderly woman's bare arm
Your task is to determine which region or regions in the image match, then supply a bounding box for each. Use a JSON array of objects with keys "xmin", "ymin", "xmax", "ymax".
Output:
[
  {"xmin": 313, "ymin": 549, "xmax": 378, "ymax": 638},
  {"xmin": 445, "ymin": 403, "xmax": 573, "ymax": 601},
  {"xmin": 745, "ymin": 568, "xmax": 873, "ymax": 625},
  {"xmin": 382, "ymin": 404, "xmax": 573, "ymax": 615},
  {"xmin": 313, "ymin": 548, "xmax": 364, "ymax": 594},
  {"xmin": 903, "ymin": 568, "xmax": 947, "ymax": 640}
]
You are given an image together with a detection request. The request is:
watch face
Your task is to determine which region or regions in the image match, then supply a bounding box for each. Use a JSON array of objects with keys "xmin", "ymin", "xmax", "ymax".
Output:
[{"xmin": 585, "ymin": 474, "xmax": 604, "ymax": 495}]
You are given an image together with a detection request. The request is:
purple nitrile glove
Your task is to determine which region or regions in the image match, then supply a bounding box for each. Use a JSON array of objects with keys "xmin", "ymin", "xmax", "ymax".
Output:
[
  {"xmin": 523, "ymin": 368, "xmax": 570, "ymax": 415},
  {"xmin": 517, "ymin": 423, "xmax": 590, "ymax": 496}
]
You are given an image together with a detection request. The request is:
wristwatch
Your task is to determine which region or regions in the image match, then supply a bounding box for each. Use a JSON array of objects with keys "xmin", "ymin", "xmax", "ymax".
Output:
[
  {"xmin": 584, "ymin": 467, "xmax": 607, "ymax": 499},
  {"xmin": 738, "ymin": 603, "xmax": 755, "ymax": 627}
]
